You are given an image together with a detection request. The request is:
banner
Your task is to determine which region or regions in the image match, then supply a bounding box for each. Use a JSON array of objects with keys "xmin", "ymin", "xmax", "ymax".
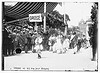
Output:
[{"xmin": 29, "ymin": 14, "xmax": 42, "ymax": 22}]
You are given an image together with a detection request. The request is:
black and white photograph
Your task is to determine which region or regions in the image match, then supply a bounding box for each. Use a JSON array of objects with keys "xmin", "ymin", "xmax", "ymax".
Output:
[{"xmin": 1, "ymin": 0, "xmax": 99, "ymax": 72}]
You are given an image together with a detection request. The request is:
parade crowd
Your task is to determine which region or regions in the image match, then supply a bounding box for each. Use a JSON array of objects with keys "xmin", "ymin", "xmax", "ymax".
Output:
[{"xmin": 2, "ymin": 24, "xmax": 89, "ymax": 59}]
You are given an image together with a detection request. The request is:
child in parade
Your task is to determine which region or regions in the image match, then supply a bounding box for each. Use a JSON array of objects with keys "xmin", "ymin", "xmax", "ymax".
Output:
[{"xmin": 34, "ymin": 34, "xmax": 43, "ymax": 59}]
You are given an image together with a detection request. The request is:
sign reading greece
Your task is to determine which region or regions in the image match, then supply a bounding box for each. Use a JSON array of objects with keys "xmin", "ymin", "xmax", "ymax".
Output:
[{"xmin": 29, "ymin": 14, "xmax": 42, "ymax": 22}]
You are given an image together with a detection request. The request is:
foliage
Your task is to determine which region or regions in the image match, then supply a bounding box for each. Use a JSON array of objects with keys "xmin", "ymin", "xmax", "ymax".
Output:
[
  {"xmin": 46, "ymin": 10, "xmax": 70, "ymax": 29},
  {"xmin": 88, "ymin": 3, "xmax": 98, "ymax": 46}
]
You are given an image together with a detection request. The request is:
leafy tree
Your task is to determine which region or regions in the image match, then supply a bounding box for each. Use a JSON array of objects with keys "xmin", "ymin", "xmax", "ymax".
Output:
[
  {"xmin": 89, "ymin": 2, "xmax": 98, "ymax": 61},
  {"xmin": 46, "ymin": 10, "xmax": 70, "ymax": 30}
]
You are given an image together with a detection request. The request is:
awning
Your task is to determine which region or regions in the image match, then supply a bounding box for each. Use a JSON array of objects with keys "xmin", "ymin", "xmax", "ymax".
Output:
[{"xmin": 5, "ymin": 2, "xmax": 58, "ymax": 21}]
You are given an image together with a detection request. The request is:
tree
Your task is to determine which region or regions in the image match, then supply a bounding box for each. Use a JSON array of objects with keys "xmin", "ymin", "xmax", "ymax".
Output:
[
  {"xmin": 46, "ymin": 10, "xmax": 70, "ymax": 30},
  {"xmin": 89, "ymin": 2, "xmax": 98, "ymax": 61}
]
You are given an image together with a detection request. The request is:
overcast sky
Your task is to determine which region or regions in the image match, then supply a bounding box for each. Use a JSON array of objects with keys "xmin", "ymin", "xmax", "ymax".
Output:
[{"xmin": 54, "ymin": 2, "xmax": 93, "ymax": 27}]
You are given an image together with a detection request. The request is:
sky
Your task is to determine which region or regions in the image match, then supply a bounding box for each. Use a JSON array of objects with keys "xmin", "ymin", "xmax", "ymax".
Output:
[{"xmin": 54, "ymin": 2, "xmax": 93, "ymax": 27}]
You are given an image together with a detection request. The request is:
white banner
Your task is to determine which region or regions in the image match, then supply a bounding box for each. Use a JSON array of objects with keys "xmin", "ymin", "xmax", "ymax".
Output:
[{"xmin": 29, "ymin": 14, "xmax": 42, "ymax": 22}]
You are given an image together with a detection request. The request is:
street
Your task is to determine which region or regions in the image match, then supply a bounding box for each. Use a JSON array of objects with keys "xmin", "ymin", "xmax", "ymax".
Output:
[{"xmin": 4, "ymin": 47, "xmax": 97, "ymax": 71}]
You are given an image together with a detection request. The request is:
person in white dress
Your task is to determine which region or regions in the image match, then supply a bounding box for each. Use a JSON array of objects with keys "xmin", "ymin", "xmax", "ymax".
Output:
[
  {"xmin": 53, "ymin": 35, "xmax": 63, "ymax": 54},
  {"xmin": 62, "ymin": 36, "xmax": 70, "ymax": 53},
  {"xmin": 34, "ymin": 34, "xmax": 43, "ymax": 59},
  {"xmin": 48, "ymin": 34, "xmax": 56, "ymax": 51}
]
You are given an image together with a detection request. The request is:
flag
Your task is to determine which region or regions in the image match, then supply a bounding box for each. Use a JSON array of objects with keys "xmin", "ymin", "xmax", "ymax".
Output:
[{"xmin": 58, "ymin": 2, "xmax": 62, "ymax": 6}]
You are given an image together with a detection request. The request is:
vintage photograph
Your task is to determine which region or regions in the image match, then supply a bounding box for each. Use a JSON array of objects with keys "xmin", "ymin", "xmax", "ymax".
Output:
[{"xmin": 2, "ymin": 1, "xmax": 98, "ymax": 71}]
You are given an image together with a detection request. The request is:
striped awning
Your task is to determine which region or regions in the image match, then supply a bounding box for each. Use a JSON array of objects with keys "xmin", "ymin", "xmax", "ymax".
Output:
[{"xmin": 5, "ymin": 2, "xmax": 58, "ymax": 21}]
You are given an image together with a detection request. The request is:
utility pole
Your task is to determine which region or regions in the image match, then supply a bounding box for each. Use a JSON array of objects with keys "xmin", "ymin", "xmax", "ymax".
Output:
[
  {"xmin": 62, "ymin": 2, "xmax": 68, "ymax": 36},
  {"xmin": 44, "ymin": 2, "xmax": 46, "ymax": 33}
]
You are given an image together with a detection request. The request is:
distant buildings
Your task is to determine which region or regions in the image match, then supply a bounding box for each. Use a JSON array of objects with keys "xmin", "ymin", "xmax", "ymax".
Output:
[
  {"xmin": 79, "ymin": 19, "xmax": 87, "ymax": 35},
  {"xmin": 78, "ymin": 19, "xmax": 93, "ymax": 39}
]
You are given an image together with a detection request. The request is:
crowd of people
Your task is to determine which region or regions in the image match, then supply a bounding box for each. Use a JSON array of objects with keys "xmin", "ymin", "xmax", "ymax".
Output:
[
  {"xmin": 48, "ymin": 32, "xmax": 88, "ymax": 54},
  {"xmin": 2, "ymin": 23, "xmax": 89, "ymax": 59}
]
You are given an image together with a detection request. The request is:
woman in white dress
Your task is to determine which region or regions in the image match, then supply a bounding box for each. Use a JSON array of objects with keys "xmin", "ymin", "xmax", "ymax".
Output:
[
  {"xmin": 53, "ymin": 35, "xmax": 63, "ymax": 54},
  {"xmin": 34, "ymin": 34, "xmax": 43, "ymax": 59},
  {"xmin": 48, "ymin": 34, "xmax": 56, "ymax": 51},
  {"xmin": 62, "ymin": 36, "xmax": 70, "ymax": 53}
]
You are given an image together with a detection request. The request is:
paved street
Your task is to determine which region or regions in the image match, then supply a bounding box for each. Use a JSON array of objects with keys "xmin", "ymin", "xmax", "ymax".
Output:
[{"xmin": 4, "ymin": 47, "xmax": 97, "ymax": 71}]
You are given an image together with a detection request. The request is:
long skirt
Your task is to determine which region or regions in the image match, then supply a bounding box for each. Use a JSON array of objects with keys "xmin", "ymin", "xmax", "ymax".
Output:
[
  {"xmin": 34, "ymin": 44, "xmax": 43, "ymax": 54},
  {"xmin": 52, "ymin": 43, "xmax": 57, "ymax": 52},
  {"xmin": 63, "ymin": 39, "xmax": 69, "ymax": 50},
  {"xmin": 53, "ymin": 42, "xmax": 63, "ymax": 54}
]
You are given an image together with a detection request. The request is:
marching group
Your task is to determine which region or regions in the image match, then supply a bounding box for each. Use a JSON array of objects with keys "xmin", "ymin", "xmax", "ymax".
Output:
[
  {"xmin": 48, "ymin": 32, "xmax": 87, "ymax": 54},
  {"xmin": 2, "ymin": 25, "xmax": 89, "ymax": 59}
]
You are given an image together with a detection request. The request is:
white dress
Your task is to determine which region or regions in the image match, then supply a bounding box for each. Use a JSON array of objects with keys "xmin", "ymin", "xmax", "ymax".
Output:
[
  {"xmin": 34, "ymin": 37, "xmax": 43, "ymax": 53},
  {"xmin": 53, "ymin": 37, "xmax": 63, "ymax": 53},
  {"xmin": 63, "ymin": 38, "xmax": 69, "ymax": 50},
  {"xmin": 48, "ymin": 36, "xmax": 56, "ymax": 51}
]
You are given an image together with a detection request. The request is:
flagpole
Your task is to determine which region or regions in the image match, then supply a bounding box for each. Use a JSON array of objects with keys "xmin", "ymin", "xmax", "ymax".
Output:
[
  {"xmin": 44, "ymin": 2, "xmax": 46, "ymax": 33},
  {"xmin": 62, "ymin": 2, "xmax": 67, "ymax": 36}
]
